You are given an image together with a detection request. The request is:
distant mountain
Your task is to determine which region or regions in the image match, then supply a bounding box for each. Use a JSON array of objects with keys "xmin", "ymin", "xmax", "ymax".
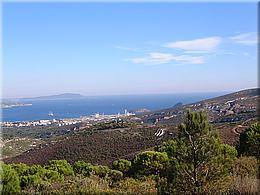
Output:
[
  {"xmin": 140, "ymin": 88, "xmax": 259, "ymax": 124},
  {"xmin": 25, "ymin": 93, "xmax": 84, "ymax": 100}
]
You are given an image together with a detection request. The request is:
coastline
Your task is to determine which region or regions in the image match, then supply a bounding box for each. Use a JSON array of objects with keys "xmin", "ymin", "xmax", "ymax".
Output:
[{"xmin": 1, "ymin": 103, "xmax": 32, "ymax": 109}]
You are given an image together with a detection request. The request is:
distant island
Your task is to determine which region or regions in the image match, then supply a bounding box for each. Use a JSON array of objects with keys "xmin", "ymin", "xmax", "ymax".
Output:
[{"xmin": 23, "ymin": 93, "xmax": 84, "ymax": 100}]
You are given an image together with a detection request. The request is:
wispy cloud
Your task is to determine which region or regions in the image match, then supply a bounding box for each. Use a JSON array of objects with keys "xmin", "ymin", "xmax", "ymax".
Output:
[
  {"xmin": 122, "ymin": 33, "xmax": 255, "ymax": 66},
  {"xmin": 129, "ymin": 52, "xmax": 205, "ymax": 65},
  {"xmin": 164, "ymin": 36, "xmax": 222, "ymax": 53},
  {"xmin": 229, "ymin": 32, "xmax": 258, "ymax": 45}
]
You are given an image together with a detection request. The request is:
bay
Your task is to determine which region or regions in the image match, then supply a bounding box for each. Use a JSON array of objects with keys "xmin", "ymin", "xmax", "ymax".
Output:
[{"xmin": 2, "ymin": 92, "xmax": 226, "ymax": 122}]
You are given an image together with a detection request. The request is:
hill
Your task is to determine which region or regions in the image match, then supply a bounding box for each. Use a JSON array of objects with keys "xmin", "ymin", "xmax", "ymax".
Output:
[
  {"xmin": 24, "ymin": 93, "xmax": 84, "ymax": 100},
  {"xmin": 5, "ymin": 124, "xmax": 176, "ymax": 166},
  {"xmin": 4, "ymin": 88, "xmax": 259, "ymax": 166},
  {"xmin": 141, "ymin": 88, "xmax": 259, "ymax": 124}
]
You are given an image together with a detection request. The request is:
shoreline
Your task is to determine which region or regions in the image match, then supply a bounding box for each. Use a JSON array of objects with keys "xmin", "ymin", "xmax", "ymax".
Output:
[
  {"xmin": 1, "ymin": 103, "xmax": 32, "ymax": 109},
  {"xmin": 0, "ymin": 112, "xmax": 137, "ymax": 127}
]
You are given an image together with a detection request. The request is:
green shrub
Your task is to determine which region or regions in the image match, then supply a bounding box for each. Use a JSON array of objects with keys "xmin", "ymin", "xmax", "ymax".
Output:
[
  {"xmin": 20, "ymin": 174, "xmax": 42, "ymax": 189},
  {"xmin": 10, "ymin": 163, "xmax": 30, "ymax": 176},
  {"xmin": 92, "ymin": 165, "xmax": 111, "ymax": 178},
  {"xmin": 43, "ymin": 169, "xmax": 64, "ymax": 182},
  {"xmin": 237, "ymin": 123, "xmax": 260, "ymax": 158},
  {"xmin": 46, "ymin": 160, "xmax": 74, "ymax": 176},
  {"xmin": 132, "ymin": 151, "xmax": 169, "ymax": 177},
  {"xmin": 109, "ymin": 170, "xmax": 123, "ymax": 182},
  {"xmin": 112, "ymin": 159, "xmax": 131, "ymax": 175},
  {"xmin": 73, "ymin": 160, "xmax": 93, "ymax": 176},
  {"xmin": 1, "ymin": 164, "xmax": 21, "ymax": 194},
  {"xmin": 155, "ymin": 140, "xmax": 177, "ymax": 157},
  {"xmin": 27, "ymin": 164, "xmax": 45, "ymax": 175}
]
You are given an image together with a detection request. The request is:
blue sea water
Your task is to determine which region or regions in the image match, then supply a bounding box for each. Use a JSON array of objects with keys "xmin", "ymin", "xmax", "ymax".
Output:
[{"xmin": 2, "ymin": 92, "xmax": 227, "ymax": 122}]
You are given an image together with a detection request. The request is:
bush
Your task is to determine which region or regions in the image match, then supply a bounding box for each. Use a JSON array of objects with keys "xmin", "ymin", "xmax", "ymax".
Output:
[
  {"xmin": 229, "ymin": 156, "xmax": 259, "ymax": 194},
  {"xmin": 43, "ymin": 169, "xmax": 63, "ymax": 182},
  {"xmin": 109, "ymin": 170, "xmax": 123, "ymax": 182},
  {"xmin": 10, "ymin": 163, "xmax": 30, "ymax": 176},
  {"xmin": 112, "ymin": 159, "xmax": 131, "ymax": 175},
  {"xmin": 155, "ymin": 140, "xmax": 177, "ymax": 157},
  {"xmin": 0, "ymin": 164, "xmax": 21, "ymax": 194},
  {"xmin": 73, "ymin": 160, "xmax": 93, "ymax": 176},
  {"xmin": 237, "ymin": 123, "xmax": 260, "ymax": 158},
  {"xmin": 20, "ymin": 174, "xmax": 42, "ymax": 189},
  {"xmin": 115, "ymin": 177, "xmax": 157, "ymax": 194},
  {"xmin": 46, "ymin": 175, "xmax": 112, "ymax": 194},
  {"xmin": 233, "ymin": 156, "xmax": 258, "ymax": 178},
  {"xmin": 92, "ymin": 165, "xmax": 111, "ymax": 178},
  {"xmin": 132, "ymin": 151, "xmax": 169, "ymax": 177},
  {"xmin": 27, "ymin": 164, "xmax": 45, "ymax": 175},
  {"xmin": 45, "ymin": 160, "xmax": 74, "ymax": 176}
]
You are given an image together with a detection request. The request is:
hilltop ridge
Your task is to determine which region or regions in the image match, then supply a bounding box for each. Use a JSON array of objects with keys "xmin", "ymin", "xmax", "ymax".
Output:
[{"xmin": 24, "ymin": 93, "xmax": 84, "ymax": 100}]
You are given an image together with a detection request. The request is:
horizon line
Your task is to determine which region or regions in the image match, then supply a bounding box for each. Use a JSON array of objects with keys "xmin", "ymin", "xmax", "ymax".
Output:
[{"xmin": 2, "ymin": 87, "xmax": 258, "ymax": 99}]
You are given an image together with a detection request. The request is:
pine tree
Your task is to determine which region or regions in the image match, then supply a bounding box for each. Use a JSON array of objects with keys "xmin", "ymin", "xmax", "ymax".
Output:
[{"xmin": 157, "ymin": 110, "xmax": 237, "ymax": 194}]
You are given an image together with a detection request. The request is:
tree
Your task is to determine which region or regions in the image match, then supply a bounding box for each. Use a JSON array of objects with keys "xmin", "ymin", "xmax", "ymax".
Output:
[
  {"xmin": 20, "ymin": 174, "xmax": 42, "ymax": 189},
  {"xmin": 112, "ymin": 159, "xmax": 131, "ymax": 175},
  {"xmin": 10, "ymin": 163, "xmax": 30, "ymax": 176},
  {"xmin": 0, "ymin": 164, "xmax": 21, "ymax": 194},
  {"xmin": 73, "ymin": 161, "xmax": 93, "ymax": 176},
  {"xmin": 45, "ymin": 160, "xmax": 74, "ymax": 176},
  {"xmin": 92, "ymin": 165, "xmax": 111, "ymax": 178},
  {"xmin": 157, "ymin": 110, "xmax": 237, "ymax": 194},
  {"xmin": 132, "ymin": 151, "xmax": 169, "ymax": 177},
  {"xmin": 237, "ymin": 123, "xmax": 260, "ymax": 158},
  {"xmin": 42, "ymin": 169, "xmax": 63, "ymax": 182},
  {"xmin": 109, "ymin": 170, "xmax": 123, "ymax": 182}
]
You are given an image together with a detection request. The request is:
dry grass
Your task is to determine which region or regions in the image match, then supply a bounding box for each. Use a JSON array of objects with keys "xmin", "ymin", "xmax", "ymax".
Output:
[{"xmin": 229, "ymin": 176, "xmax": 259, "ymax": 194}]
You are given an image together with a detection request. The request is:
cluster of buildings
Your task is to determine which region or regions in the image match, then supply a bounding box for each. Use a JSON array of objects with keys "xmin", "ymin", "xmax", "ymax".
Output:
[
  {"xmin": 1, "ymin": 119, "xmax": 79, "ymax": 128},
  {"xmin": 1, "ymin": 110, "xmax": 135, "ymax": 128},
  {"xmin": 143, "ymin": 94, "xmax": 258, "ymax": 124},
  {"xmin": 204, "ymin": 98, "xmax": 256, "ymax": 116}
]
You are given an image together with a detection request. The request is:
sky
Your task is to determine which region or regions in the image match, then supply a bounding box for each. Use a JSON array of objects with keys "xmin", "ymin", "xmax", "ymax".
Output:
[{"xmin": 2, "ymin": 2, "xmax": 258, "ymax": 98}]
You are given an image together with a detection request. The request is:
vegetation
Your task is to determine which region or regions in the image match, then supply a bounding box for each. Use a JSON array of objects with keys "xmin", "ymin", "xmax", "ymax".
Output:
[
  {"xmin": 229, "ymin": 156, "xmax": 259, "ymax": 194},
  {"xmin": 1, "ymin": 138, "xmax": 43, "ymax": 159},
  {"xmin": 132, "ymin": 151, "xmax": 169, "ymax": 177},
  {"xmin": 112, "ymin": 159, "xmax": 132, "ymax": 175},
  {"xmin": 91, "ymin": 119, "xmax": 133, "ymax": 130},
  {"xmin": 1, "ymin": 111, "xmax": 259, "ymax": 194},
  {"xmin": 156, "ymin": 111, "xmax": 238, "ymax": 194},
  {"xmin": 6, "ymin": 124, "xmax": 173, "ymax": 166},
  {"xmin": 237, "ymin": 122, "xmax": 260, "ymax": 158}
]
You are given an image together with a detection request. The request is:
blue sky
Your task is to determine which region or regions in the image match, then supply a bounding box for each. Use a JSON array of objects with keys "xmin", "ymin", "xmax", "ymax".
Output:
[{"xmin": 3, "ymin": 2, "xmax": 258, "ymax": 98}]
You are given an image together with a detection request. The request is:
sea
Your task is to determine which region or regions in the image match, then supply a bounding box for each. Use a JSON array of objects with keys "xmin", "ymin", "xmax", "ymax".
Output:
[{"xmin": 1, "ymin": 92, "xmax": 227, "ymax": 122}]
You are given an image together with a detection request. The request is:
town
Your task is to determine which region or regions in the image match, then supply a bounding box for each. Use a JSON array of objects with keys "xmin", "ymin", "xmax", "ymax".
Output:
[{"xmin": 0, "ymin": 110, "xmax": 136, "ymax": 128}]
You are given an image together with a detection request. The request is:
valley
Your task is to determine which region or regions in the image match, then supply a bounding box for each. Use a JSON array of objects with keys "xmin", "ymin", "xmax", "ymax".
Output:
[{"xmin": 2, "ymin": 88, "xmax": 259, "ymax": 166}]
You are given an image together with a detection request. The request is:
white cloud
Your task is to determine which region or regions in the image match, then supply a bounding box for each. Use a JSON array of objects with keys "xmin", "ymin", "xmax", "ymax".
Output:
[
  {"xmin": 164, "ymin": 36, "xmax": 222, "ymax": 53},
  {"xmin": 229, "ymin": 32, "xmax": 258, "ymax": 45},
  {"xmin": 129, "ymin": 52, "xmax": 205, "ymax": 65}
]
